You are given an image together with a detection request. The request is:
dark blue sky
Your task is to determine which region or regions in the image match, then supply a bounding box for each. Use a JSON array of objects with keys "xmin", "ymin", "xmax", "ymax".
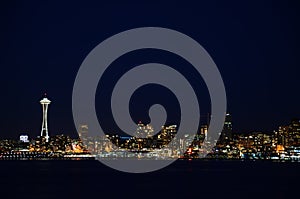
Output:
[{"xmin": 0, "ymin": 1, "xmax": 299, "ymax": 139}]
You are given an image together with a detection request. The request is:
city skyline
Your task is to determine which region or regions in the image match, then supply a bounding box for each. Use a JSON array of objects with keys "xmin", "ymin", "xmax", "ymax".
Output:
[
  {"xmin": 1, "ymin": 100, "xmax": 300, "ymax": 162},
  {"xmin": 1, "ymin": 94, "xmax": 299, "ymax": 143}
]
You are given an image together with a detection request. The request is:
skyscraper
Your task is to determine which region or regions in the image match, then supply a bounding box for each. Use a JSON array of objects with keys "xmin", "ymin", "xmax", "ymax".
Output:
[
  {"xmin": 288, "ymin": 118, "xmax": 300, "ymax": 147},
  {"xmin": 78, "ymin": 124, "xmax": 88, "ymax": 139},
  {"xmin": 135, "ymin": 122, "xmax": 154, "ymax": 138},
  {"xmin": 219, "ymin": 113, "xmax": 233, "ymax": 144}
]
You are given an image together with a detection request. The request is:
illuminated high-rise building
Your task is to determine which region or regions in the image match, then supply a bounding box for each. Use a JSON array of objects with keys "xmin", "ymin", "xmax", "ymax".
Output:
[
  {"xmin": 135, "ymin": 122, "xmax": 154, "ymax": 138},
  {"xmin": 276, "ymin": 126, "xmax": 289, "ymax": 146},
  {"xmin": 159, "ymin": 125, "xmax": 177, "ymax": 141},
  {"xmin": 40, "ymin": 94, "xmax": 51, "ymax": 142},
  {"xmin": 78, "ymin": 124, "xmax": 88, "ymax": 139},
  {"xmin": 200, "ymin": 125, "xmax": 208, "ymax": 141},
  {"xmin": 288, "ymin": 119, "xmax": 300, "ymax": 147},
  {"xmin": 219, "ymin": 113, "xmax": 233, "ymax": 144},
  {"xmin": 275, "ymin": 119, "xmax": 300, "ymax": 148}
]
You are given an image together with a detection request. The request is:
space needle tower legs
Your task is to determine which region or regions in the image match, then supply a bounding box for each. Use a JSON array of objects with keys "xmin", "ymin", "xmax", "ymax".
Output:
[{"xmin": 40, "ymin": 94, "xmax": 51, "ymax": 142}]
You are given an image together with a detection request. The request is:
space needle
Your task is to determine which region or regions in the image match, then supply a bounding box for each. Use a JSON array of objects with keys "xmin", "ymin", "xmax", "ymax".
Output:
[{"xmin": 40, "ymin": 94, "xmax": 51, "ymax": 142}]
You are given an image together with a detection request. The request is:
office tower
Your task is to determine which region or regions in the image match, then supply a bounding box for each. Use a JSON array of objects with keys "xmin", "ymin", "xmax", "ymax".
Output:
[
  {"xmin": 78, "ymin": 124, "xmax": 88, "ymax": 139},
  {"xmin": 135, "ymin": 121, "xmax": 154, "ymax": 138},
  {"xmin": 219, "ymin": 113, "xmax": 233, "ymax": 144}
]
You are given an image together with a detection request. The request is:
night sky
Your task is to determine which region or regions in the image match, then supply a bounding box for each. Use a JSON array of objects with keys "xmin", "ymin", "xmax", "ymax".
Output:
[{"xmin": 0, "ymin": 1, "xmax": 299, "ymax": 139}]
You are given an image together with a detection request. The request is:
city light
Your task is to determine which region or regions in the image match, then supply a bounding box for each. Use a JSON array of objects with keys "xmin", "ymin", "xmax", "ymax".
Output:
[{"xmin": 1, "ymin": 97, "xmax": 300, "ymax": 162}]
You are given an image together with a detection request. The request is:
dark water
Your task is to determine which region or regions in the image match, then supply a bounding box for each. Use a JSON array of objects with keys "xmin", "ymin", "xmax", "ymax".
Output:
[{"xmin": 0, "ymin": 160, "xmax": 299, "ymax": 199}]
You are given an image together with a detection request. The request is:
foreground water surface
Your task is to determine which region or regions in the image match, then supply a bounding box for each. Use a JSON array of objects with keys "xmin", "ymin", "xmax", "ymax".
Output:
[{"xmin": 0, "ymin": 160, "xmax": 299, "ymax": 199}]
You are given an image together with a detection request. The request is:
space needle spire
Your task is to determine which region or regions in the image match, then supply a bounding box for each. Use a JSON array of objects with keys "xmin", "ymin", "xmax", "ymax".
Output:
[{"xmin": 40, "ymin": 93, "xmax": 51, "ymax": 142}]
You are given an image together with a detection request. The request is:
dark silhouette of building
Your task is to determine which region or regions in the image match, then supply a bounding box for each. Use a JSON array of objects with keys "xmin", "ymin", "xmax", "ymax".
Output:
[{"xmin": 218, "ymin": 113, "xmax": 233, "ymax": 144}]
